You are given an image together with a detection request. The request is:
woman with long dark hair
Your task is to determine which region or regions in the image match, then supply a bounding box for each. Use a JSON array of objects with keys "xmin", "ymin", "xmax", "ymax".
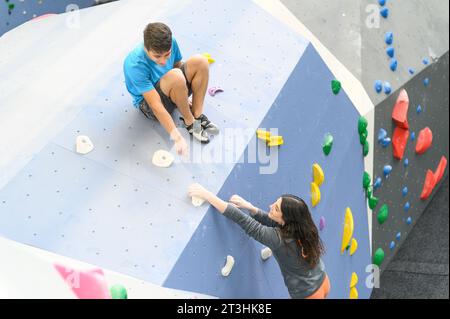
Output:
[{"xmin": 188, "ymin": 184, "xmax": 330, "ymax": 299}]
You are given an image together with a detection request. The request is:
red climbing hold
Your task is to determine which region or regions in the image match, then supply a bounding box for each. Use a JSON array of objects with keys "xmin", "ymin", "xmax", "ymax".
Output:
[
  {"xmin": 392, "ymin": 89, "xmax": 410, "ymax": 129},
  {"xmin": 416, "ymin": 127, "xmax": 433, "ymax": 155},
  {"xmin": 434, "ymin": 156, "xmax": 448, "ymax": 184},
  {"xmin": 392, "ymin": 127, "xmax": 409, "ymax": 160},
  {"xmin": 420, "ymin": 170, "xmax": 437, "ymax": 201}
]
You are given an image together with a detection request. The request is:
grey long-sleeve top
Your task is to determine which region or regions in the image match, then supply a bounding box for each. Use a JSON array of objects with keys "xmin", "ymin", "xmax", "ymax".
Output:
[{"xmin": 223, "ymin": 204, "xmax": 326, "ymax": 299}]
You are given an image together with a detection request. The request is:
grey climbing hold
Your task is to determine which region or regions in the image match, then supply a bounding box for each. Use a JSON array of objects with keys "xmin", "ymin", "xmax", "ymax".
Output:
[
  {"xmin": 385, "ymin": 32, "xmax": 394, "ymax": 45},
  {"xmin": 404, "ymin": 202, "xmax": 410, "ymax": 212},
  {"xmin": 378, "ymin": 129, "xmax": 388, "ymax": 143},
  {"xmin": 384, "ymin": 82, "xmax": 392, "ymax": 94},
  {"xmin": 374, "ymin": 80, "xmax": 383, "ymax": 93},
  {"xmin": 386, "ymin": 47, "xmax": 395, "ymax": 58},
  {"xmin": 380, "ymin": 7, "xmax": 389, "ymax": 18},
  {"xmin": 390, "ymin": 58, "xmax": 398, "ymax": 71},
  {"xmin": 402, "ymin": 186, "xmax": 408, "ymax": 197}
]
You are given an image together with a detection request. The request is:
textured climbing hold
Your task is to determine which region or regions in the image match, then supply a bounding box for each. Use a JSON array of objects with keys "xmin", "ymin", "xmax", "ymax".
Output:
[
  {"xmin": 408, "ymin": 68, "xmax": 415, "ymax": 75},
  {"xmin": 152, "ymin": 150, "xmax": 174, "ymax": 168},
  {"xmin": 384, "ymin": 82, "xmax": 392, "ymax": 94},
  {"xmin": 420, "ymin": 170, "xmax": 437, "ymax": 201},
  {"xmin": 386, "ymin": 47, "xmax": 395, "ymax": 58},
  {"xmin": 381, "ymin": 137, "xmax": 392, "ymax": 148},
  {"xmin": 404, "ymin": 158, "xmax": 409, "ymax": 167},
  {"xmin": 373, "ymin": 177, "xmax": 382, "ymax": 191},
  {"xmin": 221, "ymin": 255, "xmax": 235, "ymax": 277},
  {"xmin": 201, "ymin": 53, "xmax": 215, "ymax": 64},
  {"xmin": 350, "ymin": 272, "xmax": 358, "ymax": 288},
  {"xmin": 363, "ymin": 140, "xmax": 370, "ymax": 157},
  {"xmin": 416, "ymin": 105, "xmax": 423, "ymax": 114},
  {"xmin": 360, "ymin": 129, "xmax": 368, "ymax": 145},
  {"xmin": 402, "ymin": 186, "xmax": 408, "ymax": 197},
  {"xmin": 377, "ymin": 204, "xmax": 389, "ymax": 225},
  {"xmin": 404, "ymin": 202, "xmax": 410, "ymax": 212},
  {"xmin": 366, "ymin": 187, "xmax": 373, "ymax": 200},
  {"xmin": 396, "ymin": 232, "xmax": 401, "ymax": 241},
  {"xmin": 406, "ymin": 217, "xmax": 413, "ymax": 225},
  {"xmin": 267, "ymin": 136, "xmax": 284, "ymax": 147},
  {"xmin": 341, "ymin": 207, "xmax": 354, "ymax": 254},
  {"xmin": 331, "ymin": 79, "xmax": 342, "ymax": 95},
  {"xmin": 392, "ymin": 127, "xmax": 410, "ymax": 160},
  {"xmin": 369, "ymin": 195, "xmax": 379, "ymax": 210},
  {"xmin": 434, "ymin": 156, "xmax": 448, "ymax": 184},
  {"xmin": 423, "ymin": 58, "xmax": 429, "ymax": 65},
  {"xmin": 208, "ymin": 86, "xmax": 224, "ymax": 97},
  {"xmin": 76, "ymin": 135, "xmax": 94, "ymax": 155},
  {"xmin": 390, "ymin": 241, "xmax": 396, "ymax": 250},
  {"xmin": 322, "ymin": 133, "xmax": 334, "ymax": 156},
  {"xmin": 312, "ymin": 163, "xmax": 325, "ymax": 187},
  {"xmin": 310, "ymin": 182, "xmax": 321, "ymax": 207},
  {"xmin": 319, "ymin": 216, "xmax": 326, "ymax": 231},
  {"xmin": 256, "ymin": 129, "xmax": 271, "ymax": 142},
  {"xmin": 363, "ymin": 172, "xmax": 371, "ymax": 190},
  {"xmin": 390, "ymin": 58, "xmax": 398, "ymax": 72},
  {"xmin": 261, "ymin": 247, "xmax": 272, "ymax": 261},
  {"xmin": 378, "ymin": 129, "xmax": 388, "ymax": 143},
  {"xmin": 378, "ymin": 0, "xmax": 387, "ymax": 6},
  {"xmin": 415, "ymin": 127, "xmax": 433, "ymax": 155},
  {"xmin": 191, "ymin": 196, "xmax": 205, "ymax": 207},
  {"xmin": 373, "ymin": 248, "xmax": 385, "ymax": 266},
  {"xmin": 392, "ymin": 89, "xmax": 410, "ymax": 129},
  {"xmin": 350, "ymin": 238, "xmax": 358, "ymax": 256},
  {"xmin": 349, "ymin": 287, "xmax": 359, "ymax": 299},
  {"xmin": 110, "ymin": 284, "xmax": 128, "ymax": 299},
  {"xmin": 383, "ymin": 165, "xmax": 393, "ymax": 177},
  {"xmin": 358, "ymin": 117, "xmax": 368, "ymax": 135},
  {"xmin": 411, "ymin": 132, "xmax": 416, "ymax": 141},
  {"xmin": 385, "ymin": 32, "xmax": 394, "ymax": 45},
  {"xmin": 424, "ymin": 78, "xmax": 430, "ymax": 87},
  {"xmin": 374, "ymin": 80, "xmax": 383, "ymax": 93},
  {"xmin": 380, "ymin": 7, "xmax": 389, "ymax": 18}
]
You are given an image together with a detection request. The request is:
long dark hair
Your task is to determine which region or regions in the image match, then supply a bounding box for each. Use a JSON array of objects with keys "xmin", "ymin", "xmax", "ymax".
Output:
[{"xmin": 279, "ymin": 195, "xmax": 325, "ymax": 268}]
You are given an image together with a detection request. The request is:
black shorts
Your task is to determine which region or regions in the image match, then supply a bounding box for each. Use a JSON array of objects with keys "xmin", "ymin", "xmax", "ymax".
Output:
[{"xmin": 139, "ymin": 63, "xmax": 192, "ymax": 120}]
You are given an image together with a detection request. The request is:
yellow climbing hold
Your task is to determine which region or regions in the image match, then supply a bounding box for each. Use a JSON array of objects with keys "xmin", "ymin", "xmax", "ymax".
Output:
[
  {"xmin": 256, "ymin": 129, "xmax": 271, "ymax": 142},
  {"xmin": 349, "ymin": 238, "xmax": 358, "ymax": 256},
  {"xmin": 312, "ymin": 163, "xmax": 325, "ymax": 187},
  {"xmin": 349, "ymin": 287, "xmax": 359, "ymax": 299},
  {"xmin": 350, "ymin": 272, "xmax": 358, "ymax": 288},
  {"xmin": 311, "ymin": 182, "xmax": 321, "ymax": 207},
  {"xmin": 201, "ymin": 52, "xmax": 215, "ymax": 64},
  {"xmin": 267, "ymin": 136, "xmax": 284, "ymax": 147},
  {"xmin": 341, "ymin": 207, "xmax": 354, "ymax": 253}
]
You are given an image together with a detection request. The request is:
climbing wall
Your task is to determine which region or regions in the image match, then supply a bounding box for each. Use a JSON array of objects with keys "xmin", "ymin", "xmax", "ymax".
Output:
[
  {"xmin": 0, "ymin": 0, "xmax": 94, "ymax": 37},
  {"xmin": 371, "ymin": 52, "xmax": 449, "ymax": 272}
]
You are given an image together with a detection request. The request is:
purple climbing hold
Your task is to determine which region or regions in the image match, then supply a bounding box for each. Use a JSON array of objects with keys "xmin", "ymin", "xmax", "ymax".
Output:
[
  {"xmin": 378, "ymin": 0, "xmax": 387, "ymax": 6},
  {"xmin": 374, "ymin": 177, "xmax": 382, "ymax": 190},
  {"xmin": 408, "ymin": 68, "xmax": 416, "ymax": 75},
  {"xmin": 386, "ymin": 47, "xmax": 395, "ymax": 58},
  {"xmin": 390, "ymin": 58, "xmax": 398, "ymax": 71},
  {"xmin": 423, "ymin": 58, "xmax": 429, "ymax": 65},
  {"xmin": 411, "ymin": 132, "xmax": 416, "ymax": 141},
  {"xmin": 383, "ymin": 165, "xmax": 393, "ymax": 177},
  {"xmin": 402, "ymin": 187, "xmax": 408, "ymax": 197},
  {"xmin": 208, "ymin": 86, "xmax": 224, "ymax": 97},
  {"xmin": 404, "ymin": 158, "xmax": 409, "ymax": 167},
  {"xmin": 380, "ymin": 7, "xmax": 389, "ymax": 18},
  {"xmin": 381, "ymin": 137, "xmax": 392, "ymax": 148},
  {"xmin": 396, "ymin": 232, "xmax": 401, "ymax": 241},
  {"xmin": 385, "ymin": 32, "xmax": 394, "ymax": 45},
  {"xmin": 424, "ymin": 78, "xmax": 430, "ymax": 87},
  {"xmin": 319, "ymin": 216, "xmax": 326, "ymax": 231},
  {"xmin": 417, "ymin": 105, "xmax": 423, "ymax": 114},
  {"xmin": 378, "ymin": 128, "xmax": 388, "ymax": 143},
  {"xmin": 390, "ymin": 241, "xmax": 396, "ymax": 250},
  {"xmin": 404, "ymin": 202, "xmax": 410, "ymax": 212},
  {"xmin": 374, "ymin": 80, "xmax": 383, "ymax": 93},
  {"xmin": 384, "ymin": 82, "xmax": 392, "ymax": 94},
  {"xmin": 406, "ymin": 217, "xmax": 412, "ymax": 225}
]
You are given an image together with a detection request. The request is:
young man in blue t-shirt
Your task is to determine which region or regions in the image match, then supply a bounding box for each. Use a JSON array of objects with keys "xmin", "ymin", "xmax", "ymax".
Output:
[{"xmin": 124, "ymin": 22, "xmax": 219, "ymax": 156}]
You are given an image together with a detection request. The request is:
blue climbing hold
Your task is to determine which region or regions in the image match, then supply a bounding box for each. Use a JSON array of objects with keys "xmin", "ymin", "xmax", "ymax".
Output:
[
  {"xmin": 384, "ymin": 82, "xmax": 392, "ymax": 94},
  {"xmin": 396, "ymin": 232, "xmax": 401, "ymax": 241},
  {"xmin": 380, "ymin": 7, "xmax": 389, "ymax": 18},
  {"xmin": 408, "ymin": 68, "xmax": 415, "ymax": 75},
  {"xmin": 407, "ymin": 217, "xmax": 412, "ymax": 225},
  {"xmin": 411, "ymin": 132, "xmax": 416, "ymax": 141},
  {"xmin": 402, "ymin": 187, "xmax": 408, "ymax": 197},
  {"xmin": 386, "ymin": 47, "xmax": 395, "ymax": 58},
  {"xmin": 374, "ymin": 80, "xmax": 383, "ymax": 93},
  {"xmin": 404, "ymin": 202, "xmax": 410, "ymax": 212},
  {"xmin": 374, "ymin": 177, "xmax": 382, "ymax": 190},
  {"xmin": 381, "ymin": 137, "xmax": 392, "ymax": 148},
  {"xmin": 424, "ymin": 78, "xmax": 430, "ymax": 87},
  {"xmin": 379, "ymin": 0, "xmax": 387, "ymax": 6},
  {"xmin": 404, "ymin": 158, "xmax": 409, "ymax": 167},
  {"xmin": 390, "ymin": 58, "xmax": 398, "ymax": 71},
  {"xmin": 385, "ymin": 32, "xmax": 394, "ymax": 45},
  {"xmin": 423, "ymin": 58, "xmax": 429, "ymax": 65},
  {"xmin": 417, "ymin": 105, "xmax": 423, "ymax": 114},
  {"xmin": 378, "ymin": 128, "xmax": 388, "ymax": 143},
  {"xmin": 390, "ymin": 241, "xmax": 395, "ymax": 250},
  {"xmin": 383, "ymin": 165, "xmax": 393, "ymax": 177}
]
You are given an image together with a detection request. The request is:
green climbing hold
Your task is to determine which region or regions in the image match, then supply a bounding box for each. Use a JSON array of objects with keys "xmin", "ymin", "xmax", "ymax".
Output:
[
  {"xmin": 363, "ymin": 140, "xmax": 370, "ymax": 157},
  {"xmin": 377, "ymin": 204, "xmax": 389, "ymax": 224},
  {"xmin": 358, "ymin": 117, "xmax": 368, "ymax": 135},
  {"xmin": 363, "ymin": 172, "xmax": 371, "ymax": 190},
  {"xmin": 359, "ymin": 129, "xmax": 368, "ymax": 145},
  {"xmin": 369, "ymin": 195, "xmax": 379, "ymax": 210},
  {"xmin": 322, "ymin": 133, "xmax": 334, "ymax": 156},
  {"xmin": 366, "ymin": 187, "xmax": 372, "ymax": 199},
  {"xmin": 110, "ymin": 284, "xmax": 128, "ymax": 299},
  {"xmin": 331, "ymin": 80, "xmax": 342, "ymax": 95},
  {"xmin": 373, "ymin": 248, "xmax": 385, "ymax": 266}
]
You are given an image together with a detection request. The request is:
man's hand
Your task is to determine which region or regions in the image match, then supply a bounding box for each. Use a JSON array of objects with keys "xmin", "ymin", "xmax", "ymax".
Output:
[
  {"xmin": 188, "ymin": 183, "xmax": 212, "ymax": 202},
  {"xmin": 174, "ymin": 136, "xmax": 188, "ymax": 157},
  {"xmin": 229, "ymin": 195, "xmax": 257, "ymax": 214}
]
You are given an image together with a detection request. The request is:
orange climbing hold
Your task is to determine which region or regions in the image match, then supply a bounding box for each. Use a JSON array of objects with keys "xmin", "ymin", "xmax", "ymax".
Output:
[
  {"xmin": 420, "ymin": 170, "xmax": 437, "ymax": 201},
  {"xmin": 434, "ymin": 156, "xmax": 448, "ymax": 184},
  {"xmin": 392, "ymin": 89, "xmax": 410, "ymax": 129},
  {"xmin": 392, "ymin": 127, "xmax": 409, "ymax": 160},
  {"xmin": 416, "ymin": 127, "xmax": 433, "ymax": 155}
]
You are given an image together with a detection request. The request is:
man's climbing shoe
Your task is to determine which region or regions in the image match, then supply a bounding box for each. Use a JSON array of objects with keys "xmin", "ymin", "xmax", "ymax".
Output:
[
  {"xmin": 196, "ymin": 114, "xmax": 220, "ymax": 135},
  {"xmin": 180, "ymin": 117, "xmax": 210, "ymax": 144}
]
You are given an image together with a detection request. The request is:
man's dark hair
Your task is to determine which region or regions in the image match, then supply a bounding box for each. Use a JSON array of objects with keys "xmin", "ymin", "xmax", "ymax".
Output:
[{"xmin": 143, "ymin": 22, "xmax": 172, "ymax": 53}]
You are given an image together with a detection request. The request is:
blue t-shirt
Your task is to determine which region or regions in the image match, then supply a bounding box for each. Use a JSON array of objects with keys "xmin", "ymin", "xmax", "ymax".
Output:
[{"xmin": 123, "ymin": 38, "xmax": 183, "ymax": 107}]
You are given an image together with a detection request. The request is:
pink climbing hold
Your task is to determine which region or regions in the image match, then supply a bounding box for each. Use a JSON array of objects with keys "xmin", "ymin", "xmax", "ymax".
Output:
[
  {"xmin": 434, "ymin": 156, "xmax": 448, "ymax": 185},
  {"xmin": 416, "ymin": 127, "xmax": 433, "ymax": 155},
  {"xmin": 319, "ymin": 216, "xmax": 326, "ymax": 231},
  {"xmin": 392, "ymin": 89, "xmax": 410, "ymax": 129},
  {"xmin": 208, "ymin": 87, "xmax": 224, "ymax": 97},
  {"xmin": 392, "ymin": 127, "xmax": 409, "ymax": 160},
  {"xmin": 420, "ymin": 170, "xmax": 437, "ymax": 201},
  {"xmin": 54, "ymin": 263, "xmax": 112, "ymax": 299}
]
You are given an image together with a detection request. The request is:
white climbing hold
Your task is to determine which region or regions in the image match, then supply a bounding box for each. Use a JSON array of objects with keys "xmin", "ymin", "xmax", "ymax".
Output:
[
  {"xmin": 76, "ymin": 135, "xmax": 94, "ymax": 155},
  {"xmin": 191, "ymin": 196, "xmax": 205, "ymax": 207},
  {"xmin": 221, "ymin": 255, "xmax": 235, "ymax": 277},
  {"xmin": 261, "ymin": 247, "xmax": 272, "ymax": 261},
  {"xmin": 152, "ymin": 150, "xmax": 174, "ymax": 168}
]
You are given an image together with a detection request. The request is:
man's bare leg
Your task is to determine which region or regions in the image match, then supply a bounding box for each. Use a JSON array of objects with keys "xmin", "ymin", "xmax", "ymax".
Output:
[{"xmin": 183, "ymin": 55, "xmax": 209, "ymax": 118}]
